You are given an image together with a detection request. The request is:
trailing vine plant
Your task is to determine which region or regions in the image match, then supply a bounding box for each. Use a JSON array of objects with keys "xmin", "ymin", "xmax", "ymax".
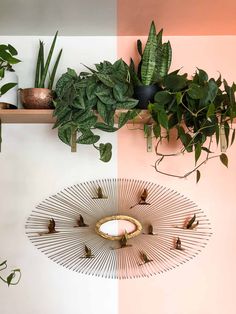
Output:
[
  {"xmin": 148, "ymin": 69, "xmax": 236, "ymax": 182},
  {"xmin": 53, "ymin": 59, "xmax": 139, "ymax": 161},
  {"xmin": 0, "ymin": 260, "xmax": 21, "ymax": 286}
]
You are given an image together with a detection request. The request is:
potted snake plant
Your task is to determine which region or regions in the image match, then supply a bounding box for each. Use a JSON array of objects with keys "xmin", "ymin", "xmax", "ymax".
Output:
[
  {"xmin": 20, "ymin": 31, "xmax": 62, "ymax": 109},
  {"xmin": 130, "ymin": 21, "xmax": 172, "ymax": 109},
  {"xmin": 0, "ymin": 44, "xmax": 21, "ymax": 109}
]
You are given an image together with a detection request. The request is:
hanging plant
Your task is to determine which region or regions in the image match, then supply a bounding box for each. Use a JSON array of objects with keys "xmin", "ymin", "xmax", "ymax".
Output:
[
  {"xmin": 53, "ymin": 59, "xmax": 139, "ymax": 162},
  {"xmin": 148, "ymin": 69, "xmax": 236, "ymax": 181},
  {"xmin": 0, "ymin": 260, "xmax": 21, "ymax": 286}
]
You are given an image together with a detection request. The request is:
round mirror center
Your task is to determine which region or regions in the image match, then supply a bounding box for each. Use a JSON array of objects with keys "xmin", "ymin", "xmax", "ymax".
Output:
[
  {"xmin": 95, "ymin": 215, "xmax": 142, "ymax": 241},
  {"xmin": 99, "ymin": 219, "xmax": 137, "ymax": 237}
]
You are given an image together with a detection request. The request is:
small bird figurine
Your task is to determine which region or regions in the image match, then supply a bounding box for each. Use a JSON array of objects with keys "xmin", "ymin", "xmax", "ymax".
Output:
[
  {"xmin": 74, "ymin": 214, "xmax": 89, "ymax": 227},
  {"xmin": 175, "ymin": 237, "xmax": 184, "ymax": 251},
  {"xmin": 143, "ymin": 224, "xmax": 157, "ymax": 235},
  {"xmin": 139, "ymin": 251, "xmax": 153, "ymax": 265},
  {"xmin": 39, "ymin": 218, "xmax": 58, "ymax": 236},
  {"xmin": 119, "ymin": 231, "xmax": 132, "ymax": 249},
  {"xmin": 130, "ymin": 188, "xmax": 151, "ymax": 209},
  {"xmin": 186, "ymin": 214, "xmax": 199, "ymax": 230},
  {"xmin": 92, "ymin": 186, "xmax": 108, "ymax": 199},
  {"xmin": 84, "ymin": 245, "xmax": 94, "ymax": 258},
  {"xmin": 48, "ymin": 218, "xmax": 57, "ymax": 233}
]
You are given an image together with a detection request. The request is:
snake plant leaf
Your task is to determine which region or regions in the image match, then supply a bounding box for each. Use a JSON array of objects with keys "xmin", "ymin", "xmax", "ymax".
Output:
[
  {"xmin": 220, "ymin": 153, "xmax": 228, "ymax": 167},
  {"xmin": 0, "ymin": 82, "xmax": 17, "ymax": 96},
  {"xmin": 95, "ymin": 73, "xmax": 115, "ymax": 88},
  {"xmin": 159, "ymin": 41, "xmax": 172, "ymax": 78},
  {"xmin": 48, "ymin": 48, "xmax": 63, "ymax": 89},
  {"xmin": 118, "ymin": 109, "xmax": 140, "ymax": 128},
  {"xmin": 39, "ymin": 31, "xmax": 59, "ymax": 88},
  {"xmin": 35, "ymin": 40, "xmax": 44, "ymax": 88},
  {"xmin": 99, "ymin": 143, "xmax": 112, "ymax": 162},
  {"xmin": 141, "ymin": 21, "xmax": 158, "ymax": 85},
  {"xmin": 77, "ymin": 130, "xmax": 100, "ymax": 144},
  {"xmin": 129, "ymin": 58, "xmax": 142, "ymax": 86},
  {"xmin": 137, "ymin": 39, "xmax": 143, "ymax": 57}
]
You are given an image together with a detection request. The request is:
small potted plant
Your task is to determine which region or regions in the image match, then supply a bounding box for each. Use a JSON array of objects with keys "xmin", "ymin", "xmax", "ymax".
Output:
[
  {"xmin": 53, "ymin": 59, "xmax": 139, "ymax": 161},
  {"xmin": 0, "ymin": 44, "xmax": 21, "ymax": 109},
  {"xmin": 129, "ymin": 21, "xmax": 172, "ymax": 109},
  {"xmin": 20, "ymin": 31, "xmax": 62, "ymax": 109}
]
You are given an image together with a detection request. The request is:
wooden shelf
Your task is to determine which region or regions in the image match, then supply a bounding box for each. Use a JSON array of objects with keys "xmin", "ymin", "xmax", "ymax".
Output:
[{"xmin": 0, "ymin": 109, "xmax": 152, "ymax": 124}]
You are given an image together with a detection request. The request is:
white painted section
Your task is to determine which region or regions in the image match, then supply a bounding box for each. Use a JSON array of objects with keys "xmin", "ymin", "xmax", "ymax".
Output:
[{"xmin": 0, "ymin": 36, "xmax": 118, "ymax": 314}]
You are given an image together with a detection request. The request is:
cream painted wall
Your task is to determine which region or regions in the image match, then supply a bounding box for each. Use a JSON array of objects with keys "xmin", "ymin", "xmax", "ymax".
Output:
[{"xmin": 0, "ymin": 36, "xmax": 118, "ymax": 314}]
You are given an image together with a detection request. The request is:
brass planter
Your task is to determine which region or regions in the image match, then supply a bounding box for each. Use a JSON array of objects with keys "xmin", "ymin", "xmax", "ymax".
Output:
[{"xmin": 20, "ymin": 88, "xmax": 54, "ymax": 109}]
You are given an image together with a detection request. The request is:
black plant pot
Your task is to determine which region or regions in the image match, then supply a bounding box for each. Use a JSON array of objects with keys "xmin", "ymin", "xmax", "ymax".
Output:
[{"xmin": 134, "ymin": 85, "xmax": 161, "ymax": 109}]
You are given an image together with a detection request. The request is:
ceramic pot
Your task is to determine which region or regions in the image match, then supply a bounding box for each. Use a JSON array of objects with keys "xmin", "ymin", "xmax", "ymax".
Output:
[
  {"xmin": 20, "ymin": 88, "xmax": 54, "ymax": 109},
  {"xmin": 134, "ymin": 84, "xmax": 160, "ymax": 109},
  {"xmin": 0, "ymin": 71, "xmax": 18, "ymax": 108}
]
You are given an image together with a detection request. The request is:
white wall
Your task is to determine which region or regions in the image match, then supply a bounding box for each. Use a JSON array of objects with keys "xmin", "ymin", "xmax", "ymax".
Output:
[{"xmin": 0, "ymin": 36, "xmax": 118, "ymax": 314}]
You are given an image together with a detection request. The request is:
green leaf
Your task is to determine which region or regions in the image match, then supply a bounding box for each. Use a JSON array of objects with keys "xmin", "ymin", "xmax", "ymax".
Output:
[
  {"xmin": 195, "ymin": 143, "xmax": 202, "ymax": 164},
  {"xmin": 196, "ymin": 68, "xmax": 208, "ymax": 84},
  {"xmin": 99, "ymin": 143, "xmax": 112, "ymax": 162},
  {"xmin": 153, "ymin": 123, "xmax": 161, "ymax": 138},
  {"xmin": 220, "ymin": 153, "xmax": 228, "ymax": 168},
  {"xmin": 116, "ymin": 98, "xmax": 138, "ymax": 109},
  {"xmin": 95, "ymin": 73, "xmax": 115, "ymax": 87},
  {"xmin": 154, "ymin": 91, "xmax": 172, "ymax": 105},
  {"xmin": 0, "ymin": 260, "xmax": 7, "ymax": 267},
  {"xmin": 7, "ymin": 273, "xmax": 14, "ymax": 286},
  {"xmin": 163, "ymin": 74, "xmax": 187, "ymax": 92},
  {"xmin": 207, "ymin": 103, "xmax": 215, "ymax": 118},
  {"xmin": 7, "ymin": 44, "xmax": 18, "ymax": 56},
  {"xmin": 187, "ymin": 83, "xmax": 204, "ymax": 99},
  {"xmin": 196, "ymin": 170, "xmax": 201, "ymax": 183},
  {"xmin": 95, "ymin": 123, "xmax": 118, "ymax": 132},
  {"xmin": 48, "ymin": 48, "xmax": 63, "ymax": 89},
  {"xmin": 157, "ymin": 109, "xmax": 168, "ymax": 129},
  {"xmin": 141, "ymin": 21, "xmax": 158, "ymax": 85},
  {"xmin": 95, "ymin": 91, "xmax": 116, "ymax": 105},
  {"xmin": 231, "ymin": 129, "xmax": 235, "ymax": 146},
  {"xmin": 0, "ymin": 83, "xmax": 17, "ymax": 96},
  {"xmin": 97, "ymin": 100, "xmax": 107, "ymax": 122},
  {"xmin": 77, "ymin": 130, "xmax": 100, "ymax": 144},
  {"xmin": 113, "ymin": 84, "xmax": 127, "ymax": 102},
  {"xmin": 58, "ymin": 125, "xmax": 72, "ymax": 145},
  {"xmin": 137, "ymin": 39, "xmax": 142, "ymax": 57},
  {"xmin": 118, "ymin": 110, "xmax": 140, "ymax": 128}
]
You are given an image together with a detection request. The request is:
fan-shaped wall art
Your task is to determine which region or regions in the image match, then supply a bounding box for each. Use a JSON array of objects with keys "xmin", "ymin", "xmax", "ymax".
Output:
[{"xmin": 25, "ymin": 178, "xmax": 212, "ymax": 279}]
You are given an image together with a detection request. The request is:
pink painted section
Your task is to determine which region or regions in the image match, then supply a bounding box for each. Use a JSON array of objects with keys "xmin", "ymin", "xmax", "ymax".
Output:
[
  {"xmin": 118, "ymin": 36, "xmax": 236, "ymax": 313},
  {"xmin": 117, "ymin": 0, "xmax": 236, "ymax": 35}
]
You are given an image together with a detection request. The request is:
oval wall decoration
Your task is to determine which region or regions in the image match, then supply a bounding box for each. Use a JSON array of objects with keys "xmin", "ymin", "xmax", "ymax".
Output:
[{"xmin": 25, "ymin": 178, "xmax": 212, "ymax": 279}]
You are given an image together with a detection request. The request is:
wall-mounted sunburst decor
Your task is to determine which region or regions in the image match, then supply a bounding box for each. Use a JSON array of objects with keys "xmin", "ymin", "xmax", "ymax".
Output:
[{"xmin": 25, "ymin": 178, "xmax": 212, "ymax": 279}]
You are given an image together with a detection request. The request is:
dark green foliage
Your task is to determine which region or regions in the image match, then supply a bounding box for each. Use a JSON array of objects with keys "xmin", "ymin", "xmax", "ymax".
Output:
[
  {"xmin": 54, "ymin": 60, "xmax": 139, "ymax": 162},
  {"xmin": 129, "ymin": 21, "xmax": 172, "ymax": 87},
  {"xmin": 150, "ymin": 69, "xmax": 236, "ymax": 176},
  {"xmin": 34, "ymin": 32, "xmax": 62, "ymax": 89},
  {"xmin": 0, "ymin": 43, "xmax": 21, "ymax": 96},
  {"xmin": 0, "ymin": 260, "xmax": 21, "ymax": 286}
]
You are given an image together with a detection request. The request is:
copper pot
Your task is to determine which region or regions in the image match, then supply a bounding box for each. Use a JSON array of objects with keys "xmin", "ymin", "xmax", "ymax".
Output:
[{"xmin": 20, "ymin": 88, "xmax": 54, "ymax": 109}]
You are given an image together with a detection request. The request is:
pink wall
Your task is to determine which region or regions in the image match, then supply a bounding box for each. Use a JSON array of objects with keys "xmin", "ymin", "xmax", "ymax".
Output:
[
  {"xmin": 117, "ymin": 0, "xmax": 236, "ymax": 35},
  {"xmin": 117, "ymin": 35, "xmax": 236, "ymax": 314}
]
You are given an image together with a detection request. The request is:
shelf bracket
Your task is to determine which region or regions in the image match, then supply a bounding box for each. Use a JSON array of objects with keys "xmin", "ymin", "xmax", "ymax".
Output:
[
  {"xmin": 71, "ymin": 130, "xmax": 77, "ymax": 153},
  {"xmin": 145, "ymin": 124, "xmax": 153, "ymax": 152},
  {"xmin": 220, "ymin": 124, "xmax": 227, "ymax": 152}
]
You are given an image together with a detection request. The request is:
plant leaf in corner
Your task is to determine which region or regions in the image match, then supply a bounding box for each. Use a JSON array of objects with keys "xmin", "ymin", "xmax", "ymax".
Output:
[
  {"xmin": 220, "ymin": 153, "xmax": 228, "ymax": 168},
  {"xmin": 196, "ymin": 170, "xmax": 201, "ymax": 183}
]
